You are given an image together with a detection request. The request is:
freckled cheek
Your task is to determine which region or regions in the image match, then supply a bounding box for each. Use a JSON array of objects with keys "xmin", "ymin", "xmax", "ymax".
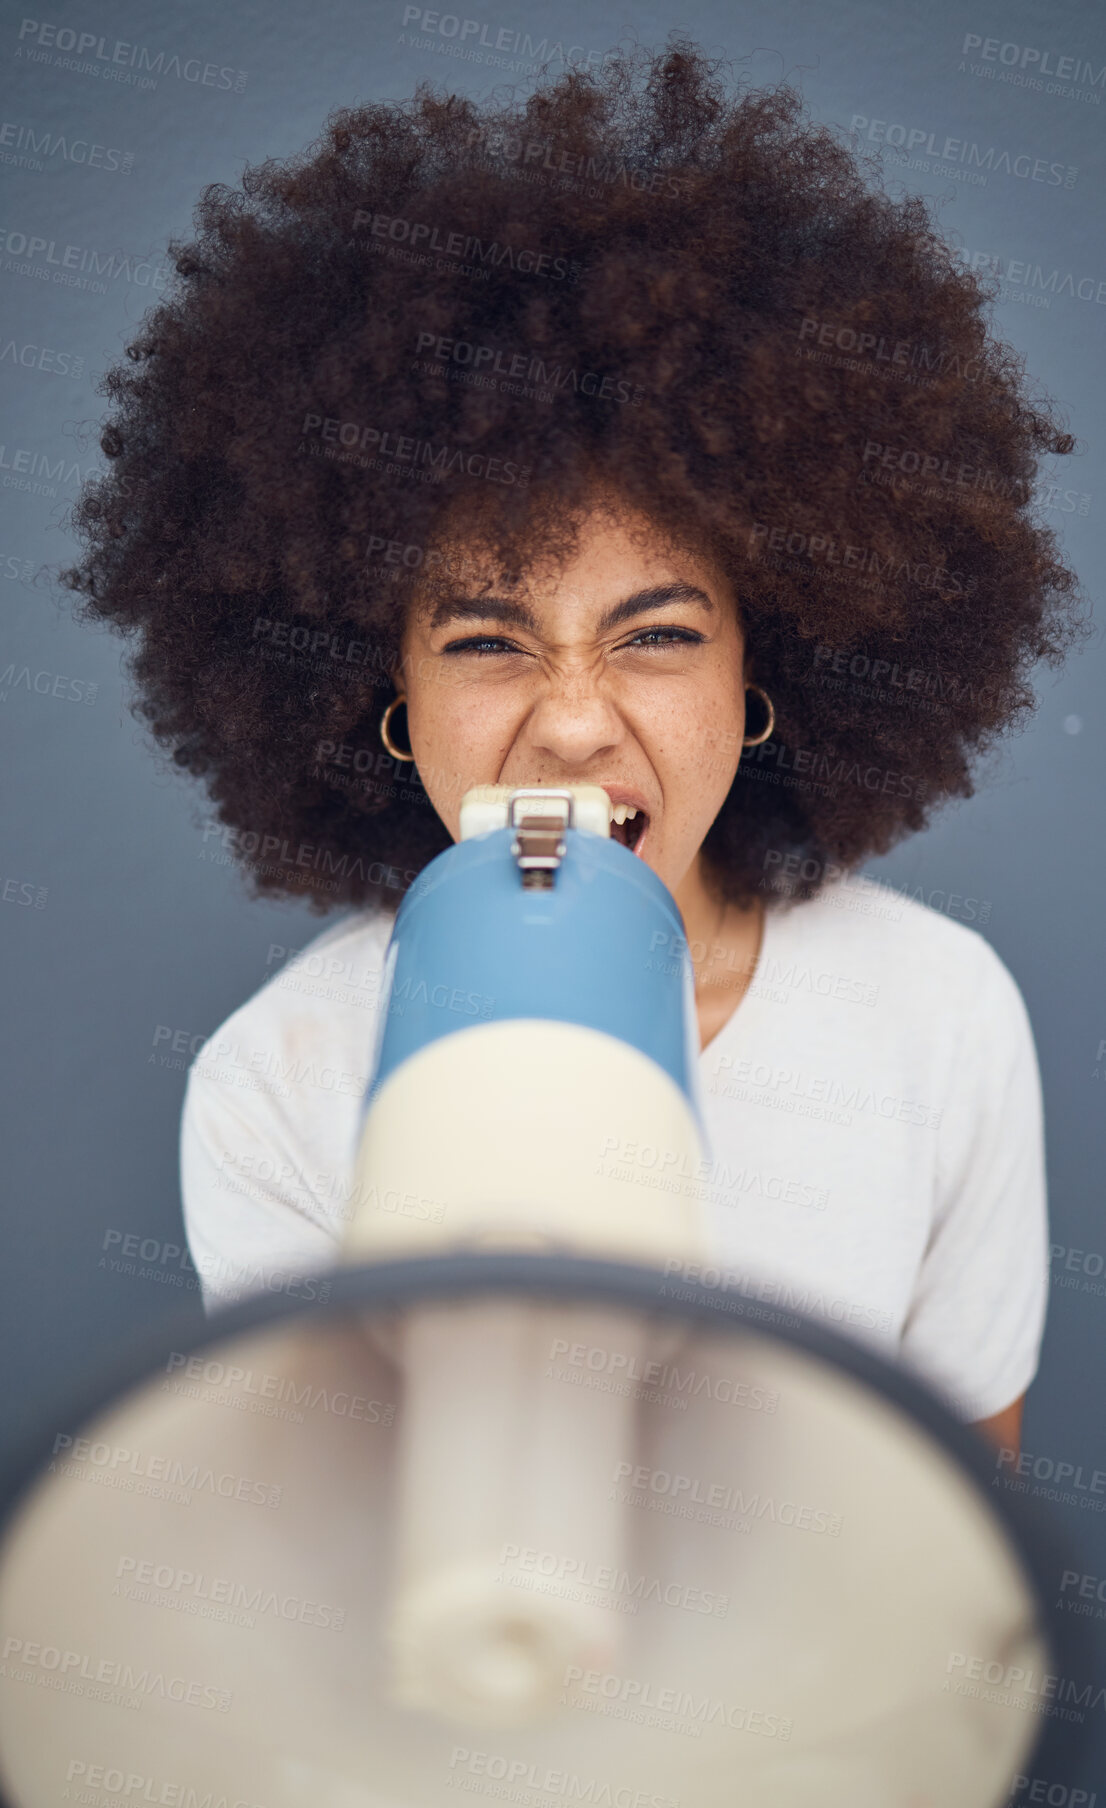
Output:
[
  {"xmin": 413, "ymin": 697, "xmax": 508, "ymax": 812},
  {"xmin": 646, "ymin": 681, "xmax": 739, "ymax": 752},
  {"xmin": 435, "ymin": 693, "xmax": 510, "ymax": 753},
  {"xmin": 672, "ymin": 697, "xmax": 746, "ymax": 784}
]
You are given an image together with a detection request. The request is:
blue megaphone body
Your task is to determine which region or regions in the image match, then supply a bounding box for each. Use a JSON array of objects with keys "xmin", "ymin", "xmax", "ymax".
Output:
[{"xmin": 345, "ymin": 785, "xmax": 713, "ymax": 1268}]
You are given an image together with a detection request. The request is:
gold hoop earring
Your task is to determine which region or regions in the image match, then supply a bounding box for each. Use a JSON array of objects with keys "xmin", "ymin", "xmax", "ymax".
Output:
[
  {"xmin": 741, "ymin": 684, "xmax": 775, "ymax": 748},
  {"xmin": 380, "ymin": 691, "xmax": 415, "ymax": 762}
]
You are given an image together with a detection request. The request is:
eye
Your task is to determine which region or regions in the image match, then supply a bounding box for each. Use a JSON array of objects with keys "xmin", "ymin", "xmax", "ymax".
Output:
[
  {"xmin": 441, "ymin": 636, "xmax": 520, "ymax": 657},
  {"xmin": 623, "ymin": 627, "xmax": 705, "ymax": 650}
]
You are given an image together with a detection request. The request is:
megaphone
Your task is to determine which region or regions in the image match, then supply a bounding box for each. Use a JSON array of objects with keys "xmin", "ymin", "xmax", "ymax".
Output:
[{"xmin": 0, "ymin": 787, "xmax": 1092, "ymax": 1808}]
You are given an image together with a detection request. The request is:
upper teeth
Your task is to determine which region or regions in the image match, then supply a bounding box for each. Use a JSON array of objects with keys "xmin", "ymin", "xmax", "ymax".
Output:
[{"xmin": 611, "ymin": 804, "xmax": 639, "ymax": 825}]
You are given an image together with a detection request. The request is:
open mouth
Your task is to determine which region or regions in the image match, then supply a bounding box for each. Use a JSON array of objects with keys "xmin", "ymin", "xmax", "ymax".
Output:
[{"xmin": 609, "ymin": 808, "xmax": 648, "ymax": 855}]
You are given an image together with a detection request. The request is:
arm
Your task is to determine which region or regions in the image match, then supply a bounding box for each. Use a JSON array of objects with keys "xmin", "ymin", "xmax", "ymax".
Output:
[
  {"xmin": 971, "ymin": 1390, "xmax": 1025, "ymax": 1457},
  {"xmin": 898, "ymin": 938, "xmax": 1049, "ymax": 1433}
]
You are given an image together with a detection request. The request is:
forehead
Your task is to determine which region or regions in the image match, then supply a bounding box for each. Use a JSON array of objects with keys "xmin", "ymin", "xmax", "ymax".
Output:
[
  {"xmin": 425, "ymin": 581, "xmax": 720, "ymax": 636},
  {"xmin": 406, "ymin": 503, "xmax": 733, "ymax": 634}
]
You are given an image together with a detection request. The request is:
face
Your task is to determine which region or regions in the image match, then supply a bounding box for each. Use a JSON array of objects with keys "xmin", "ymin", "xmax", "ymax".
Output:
[{"xmin": 392, "ymin": 498, "xmax": 750, "ymax": 902}]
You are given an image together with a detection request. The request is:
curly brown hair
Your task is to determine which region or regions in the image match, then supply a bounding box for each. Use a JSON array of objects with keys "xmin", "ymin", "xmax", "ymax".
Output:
[{"xmin": 61, "ymin": 37, "xmax": 1087, "ymax": 916}]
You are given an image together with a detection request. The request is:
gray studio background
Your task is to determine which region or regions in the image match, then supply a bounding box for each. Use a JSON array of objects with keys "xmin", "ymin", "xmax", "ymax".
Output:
[{"xmin": 1, "ymin": 0, "xmax": 1104, "ymax": 1790}]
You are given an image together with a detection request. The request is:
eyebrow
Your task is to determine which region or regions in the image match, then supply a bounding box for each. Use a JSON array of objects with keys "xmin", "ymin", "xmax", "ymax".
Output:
[{"xmin": 428, "ymin": 581, "xmax": 716, "ymax": 636}]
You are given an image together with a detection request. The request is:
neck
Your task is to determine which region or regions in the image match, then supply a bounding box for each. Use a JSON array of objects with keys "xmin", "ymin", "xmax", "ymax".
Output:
[{"xmin": 672, "ymin": 851, "xmax": 764, "ymax": 1003}]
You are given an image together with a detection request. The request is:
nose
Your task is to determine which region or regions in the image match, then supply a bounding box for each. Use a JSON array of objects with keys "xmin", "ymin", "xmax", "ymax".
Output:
[{"xmin": 522, "ymin": 672, "xmax": 629, "ymax": 769}]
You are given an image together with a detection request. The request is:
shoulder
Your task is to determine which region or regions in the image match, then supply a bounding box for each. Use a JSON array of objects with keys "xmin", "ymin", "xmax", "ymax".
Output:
[
  {"xmin": 760, "ymin": 873, "xmax": 1038, "ymax": 1104},
  {"xmin": 769, "ymin": 872, "xmax": 1026, "ymax": 1024},
  {"xmin": 184, "ymin": 908, "xmax": 396, "ymax": 1105}
]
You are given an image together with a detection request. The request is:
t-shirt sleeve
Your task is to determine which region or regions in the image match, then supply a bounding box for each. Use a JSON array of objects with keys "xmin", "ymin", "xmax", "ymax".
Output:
[
  {"xmin": 897, "ymin": 937, "xmax": 1049, "ymax": 1425},
  {"xmin": 179, "ymin": 1060, "xmax": 343, "ymax": 1318}
]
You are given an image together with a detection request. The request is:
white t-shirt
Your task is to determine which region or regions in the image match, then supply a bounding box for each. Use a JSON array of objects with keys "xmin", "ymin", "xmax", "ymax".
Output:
[{"xmin": 179, "ymin": 874, "xmax": 1048, "ymax": 1424}]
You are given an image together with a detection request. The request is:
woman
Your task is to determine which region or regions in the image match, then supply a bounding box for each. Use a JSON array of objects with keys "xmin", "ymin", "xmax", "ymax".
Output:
[{"xmin": 63, "ymin": 41, "xmax": 1086, "ymax": 1455}]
